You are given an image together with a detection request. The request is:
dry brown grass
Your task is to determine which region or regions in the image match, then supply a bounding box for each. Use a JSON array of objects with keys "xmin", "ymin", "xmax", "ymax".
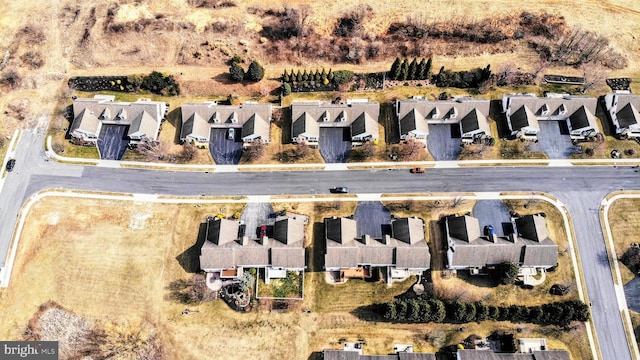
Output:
[
  {"xmin": 607, "ymin": 198, "xmax": 640, "ymax": 286},
  {"xmin": 0, "ymin": 196, "xmax": 592, "ymax": 359}
]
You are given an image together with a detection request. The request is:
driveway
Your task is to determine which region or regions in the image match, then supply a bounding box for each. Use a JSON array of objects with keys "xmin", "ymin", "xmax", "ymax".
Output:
[
  {"xmin": 319, "ymin": 127, "xmax": 351, "ymax": 163},
  {"xmin": 97, "ymin": 125, "xmax": 129, "ymax": 160},
  {"xmin": 530, "ymin": 121, "xmax": 579, "ymax": 159},
  {"xmin": 624, "ymin": 278, "xmax": 640, "ymax": 313},
  {"xmin": 353, "ymin": 201, "xmax": 391, "ymax": 239},
  {"xmin": 209, "ymin": 128, "xmax": 243, "ymax": 165},
  {"xmin": 240, "ymin": 202, "xmax": 274, "ymax": 239},
  {"xmin": 427, "ymin": 124, "xmax": 462, "ymax": 161},
  {"xmin": 472, "ymin": 200, "xmax": 512, "ymax": 237}
]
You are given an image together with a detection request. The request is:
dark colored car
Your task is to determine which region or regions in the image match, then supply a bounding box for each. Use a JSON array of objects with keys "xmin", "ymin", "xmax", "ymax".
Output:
[
  {"xmin": 5, "ymin": 159, "xmax": 16, "ymax": 172},
  {"xmin": 484, "ymin": 225, "xmax": 495, "ymax": 236},
  {"xmin": 410, "ymin": 167, "xmax": 425, "ymax": 173},
  {"xmin": 330, "ymin": 187, "xmax": 349, "ymax": 194}
]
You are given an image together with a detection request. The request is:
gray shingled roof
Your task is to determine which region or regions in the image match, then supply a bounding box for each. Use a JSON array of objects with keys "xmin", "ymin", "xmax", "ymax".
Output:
[
  {"xmin": 291, "ymin": 100, "xmax": 380, "ymax": 141},
  {"xmin": 325, "ymin": 217, "xmax": 431, "ymax": 270},
  {"xmin": 616, "ymin": 102, "xmax": 640, "ymax": 128},
  {"xmin": 447, "ymin": 215, "xmax": 482, "ymax": 242},
  {"xmin": 460, "ymin": 108, "xmax": 491, "ymax": 135},
  {"xmin": 392, "ymin": 217, "xmax": 425, "ymax": 244},
  {"xmin": 568, "ymin": 105, "xmax": 597, "ymax": 131},
  {"xmin": 396, "ymin": 97, "xmax": 490, "ymax": 138},
  {"xmin": 515, "ymin": 214, "xmax": 549, "ymax": 242},
  {"xmin": 505, "ymin": 95, "xmax": 597, "ymax": 120},
  {"xmin": 509, "ymin": 105, "xmax": 539, "ymax": 132},
  {"xmin": 322, "ymin": 350, "xmax": 436, "ymax": 360},
  {"xmin": 446, "ymin": 214, "xmax": 558, "ymax": 269},
  {"xmin": 200, "ymin": 216, "xmax": 305, "ymax": 272},
  {"xmin": 181, "ymin": 102, "xmax": 272, "ymax": 141},
  {"xmin": 71, "ymin": 97, "xmax": 165, "ymax": 140},
  {"xmin": 456, "ymin": 349, "xmax": 570, "ymax": 360},
  {"xmin": 273, "ymin": 215, "xmax": 307, "ymax": 245}
]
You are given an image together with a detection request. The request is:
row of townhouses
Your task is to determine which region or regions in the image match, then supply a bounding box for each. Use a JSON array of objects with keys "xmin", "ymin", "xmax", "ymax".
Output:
[
  {"xmin": 197, "ymin": 211, "xmax": 557, "ymax": 287},
  {"xmin": 68, "ymin": 92, "xmax": 640, "ymax": 147}
]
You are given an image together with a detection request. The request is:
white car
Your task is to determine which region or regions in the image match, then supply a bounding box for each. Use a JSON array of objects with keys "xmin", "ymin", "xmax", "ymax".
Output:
[{"xmin": 227, "ymin": 128, "xmax": 235, "ymax": 140}]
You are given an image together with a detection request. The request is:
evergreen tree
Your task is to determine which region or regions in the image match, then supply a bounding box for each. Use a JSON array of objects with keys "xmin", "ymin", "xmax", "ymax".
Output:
[
  {"xmin": 429, "ymin": 299, "xmax": 446, "ymax": 323},
  {"xmin": 246, "ymin": 61, "xmax": 265, "ymax": 82},
  {"xmin": 408, "ymin": 58, "xmax": 418, "ymax": 80},
  {"xmin": 425, "ymin": 57, "xmax": 433, "ymax": 79},
  {"xmin": 397, "ymin": 300, "xmax": 408, "ymax": 319},
  {"xmin": 314, "ymin": 69, "xmax": 321, "ymax": 82},
  {"xmin": 399, "ymin": 58, "xmax": 409, "ymax": 81},
  {"xmin": 302, "ymin": 69, "xmax": 309, "ymax": 82},
  {"xmin": 295, "ymin": 70, "xmax": 302, "ymax": 82},
  {"xmin": 327, "ymin": 68, "xmax": 334, "ymax": 81},
  {"xmin": 390, "ymin": 57, "xmax": 401, "ymax": 80},
  {"xmin": 408, "ymin": 299, "xmax": 421, "ymax": 322},
  {"xmin": 229, "ymin": 62, "xmax": 245, "ymax": 82},
  {"xmin": 384, "ymin": 302, "xmax": 397, "ymax": 320},
  {"xmin": 416, "ymin": 58, "xmax": 427, "ymax": 80},
  {"xmin": 282, "ymin": 82, "xmax": 292, "ymax": 96},
  {"xmin": 282, "ymin": 70, "xmax": 290, "ymax": 83},
  {"xmin": 475, "ymin": 302, "xmax": 489, "ymax": 322},
  {"xmin": 495, "ymin": 262, "xmax": 520, "ymax": 285}
]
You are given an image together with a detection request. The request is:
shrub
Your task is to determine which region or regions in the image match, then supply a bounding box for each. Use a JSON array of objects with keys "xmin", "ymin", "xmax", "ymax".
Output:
[
  {"xmin": 282, "ymin": 82, "xmax": 292, "ymax": 96},
  {"xmin": 246, "ymin": 61, "xmax": 265, "ymax": 82},
  {"xmin": 229, "ymin": 62, "xmax": 245, "ymax": 82},
  {"xmin": 331, "ymin": 70, "xmax": 354, "ymax": 84},
  {"xmin": 141, "ymin": 71, "xmax": 180, "ymax": 95}
]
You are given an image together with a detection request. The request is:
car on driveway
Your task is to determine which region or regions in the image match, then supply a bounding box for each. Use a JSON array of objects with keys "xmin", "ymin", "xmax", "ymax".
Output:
[
  {"xmin": 484, "ymin": 225, "xmax": 495, "ymax": 236},
  {"xmin": 410, "ymin": 167, "xmax": 425, "ymax": 173},
  {"xmin": 227, "ymin": 128, "xmax": 235, "ymax": 140},
  {"xmin": 330, "ymin": 187, "xmax": 349, "ymax": 194},
  {"xmin": 5, "ymin": 159, "xmax": 16, "ymax": 172}
]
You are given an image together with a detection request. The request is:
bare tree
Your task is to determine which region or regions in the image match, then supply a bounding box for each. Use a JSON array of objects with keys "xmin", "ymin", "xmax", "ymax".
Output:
[
  {"xmin": 180, "ymin": 142, "xmax": 196, "ymax": 161},
  {"xmin": 136, "ymin": 137, "xmax": 170, "ymax": 161},
  {"xmin": 0, "ymin": 67, "xmax": 22, "ymax": 89},
  {"xmin": 581, "ymin": 63, "xmax": 607, "ymax": 93},
  {"xmin": 244, "ymin": 140, "xmax": 266, "ymax": 161},
  {"xmin": 395, "ymin": 139, "xmax": 426, "ymax": 161}
]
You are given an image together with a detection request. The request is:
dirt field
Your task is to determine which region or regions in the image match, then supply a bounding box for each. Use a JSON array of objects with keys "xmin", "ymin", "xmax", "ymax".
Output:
[{"xmin": 0, "ymin": 195, "xmax": 592, "ymax": 359}]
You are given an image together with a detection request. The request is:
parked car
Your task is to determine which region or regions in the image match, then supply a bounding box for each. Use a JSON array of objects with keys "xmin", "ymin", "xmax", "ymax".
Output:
[
  {"xmin": 330, "ymin": 187, "xmax": 349, "ymax": 194},
  {"xmin": 260, "ymin": 224, "xmax": 267, "ymax": 238},
  {"xmin": 5, "ymin": 159, "xmax": 16, "ymax": 172},
  {"xmin": 227, "ymin": 128, "xmax": 235, "ymax": 140},
  {"xmin": 484, "ymin": 225, "xmax": 495, "ymax": 236},
  {"xmin": 410, "ymin": 167, "xmax": 425, "ymax": 173}
]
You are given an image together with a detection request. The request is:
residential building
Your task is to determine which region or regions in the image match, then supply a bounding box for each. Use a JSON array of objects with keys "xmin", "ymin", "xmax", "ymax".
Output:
[
  {"xmin": 324, "ymin": 216, "xmax": 430, "ymax": 284},
  {"xmin": 502, "ymin": 93, "xmax": 599, "ymax": 140},
  {"xmin": 604, "ymin": 92, "xmax": 640, "ymax": 139},
  {"xmin": 180, "ymin": 101, "xmax": 272, "ymax": 147},
  {"xmin": 396, "ymin": 96, "xmax": 491, "ymax": 143},
  {"xmin": 322, "ymin": 343, "xmax": 436, "ymax": 360},
  {"xmin": 291, "ymin": 99, "xmax": 380, "ymax": 146},
  {"xmin": 456, "ymin": 349, "xmax": 570, "ymax": 360},
  {"xmin": 199, "ymin": 214, "xmax": 306, "ymax": 283},
  {"xmin": 445, "ymin": 214, "xmax": 558, "ymax": 274},
  {"xmin": 70, "ymin": 95, "xmax": 167, "ymax": 144}
]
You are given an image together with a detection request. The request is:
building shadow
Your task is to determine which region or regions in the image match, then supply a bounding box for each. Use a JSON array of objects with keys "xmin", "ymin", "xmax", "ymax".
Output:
[
  {"xmin": 166, "ymin": 107, "xmax": 183, "ymax": 145},
  {"xmin": 596, "ymin": 95, "xmax": 614, "ymax": 136},
  {"xmin": 307, "ymin": 351, "xmax": 323, "ymax": 360},
  {"xmin": 489, "ymin": 99, "xmax": 511, "ymax": 139},
  {"xmin": 308, "ymin": 222, "xmax": 326, "ymax": 272},
  {"xmin": 176, "ymin": 222, "xmax": 207, "ymax": 273},
  {"xmin": 280, "ymin": 106, "xmax": 293, "ymax": 144}
]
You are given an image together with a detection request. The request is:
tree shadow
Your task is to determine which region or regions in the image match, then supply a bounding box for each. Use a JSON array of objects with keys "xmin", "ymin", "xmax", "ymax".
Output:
[
  {"xmin": 176, "ymin": 222, "xmax": 207, "ymax": 273},
  {"xmin": 350, "ymin": 303, "xmax": 387, "ymax": 322}
]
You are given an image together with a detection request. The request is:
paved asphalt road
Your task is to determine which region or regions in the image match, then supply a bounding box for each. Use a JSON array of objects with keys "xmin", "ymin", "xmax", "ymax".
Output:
[{"xmin": 2, "ymin": 130, "xmax": 639, "ymax": 360}]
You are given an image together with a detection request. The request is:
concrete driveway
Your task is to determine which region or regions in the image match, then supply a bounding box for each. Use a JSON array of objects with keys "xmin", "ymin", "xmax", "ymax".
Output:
[
  {"xmin": 624, "ymin": 278, "xmax": 640, "ymax": 312},
  {"xmin": 530, "ymin": 121, "xmax": 579, "ymax": 159},
  {"xmin": 209, "ymin": 128, "xmax": 243, "ymax": 165},
  {"xmin": 97, "ymin": 125, "xmax": 130, "ymax": 160},
  {"xmin": 353, "ymin": 201, "xmax": 391, "ymax": 239},
  {"xmin": 240, "ymin": 202, "xmax": 274, "ymax": 239},
  {"xmin": 472, "ymin": 200, "xmax": 512, "ymax": 237},
  {"xmin": 319, "ymin": 127, "xmax": 351, "ymax": 163},
  {"xmin": 427, "ymin": 124, "xmax": 462, "ymax": 161}
]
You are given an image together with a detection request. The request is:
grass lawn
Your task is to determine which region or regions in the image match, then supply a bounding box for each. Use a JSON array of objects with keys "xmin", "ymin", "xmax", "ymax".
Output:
[
  {"xmin": 0, "ymin": 195, "xmax": 591, "ymax": 359},
  {"xmin": 605, "ymin": 196, "xmax": 640, "ymax": 351}
]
